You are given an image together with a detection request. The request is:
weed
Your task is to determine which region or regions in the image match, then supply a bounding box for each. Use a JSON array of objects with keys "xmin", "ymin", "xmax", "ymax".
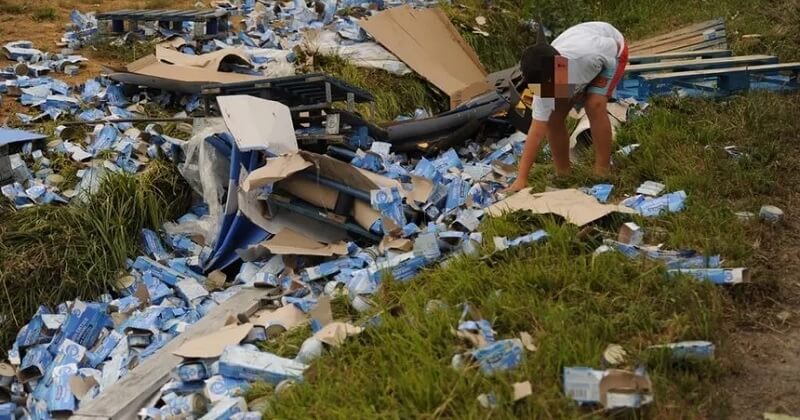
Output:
[
  {"xmin": 0, "ymin": 161, "xmax": 192, "ymax": 354},
  {"xmin": 0, "ymin": 0, "xmax": 24, "ymax": 14},
  {"xmin": 31, "ymin": 6, "xmax": 57, "ymax": 21}
]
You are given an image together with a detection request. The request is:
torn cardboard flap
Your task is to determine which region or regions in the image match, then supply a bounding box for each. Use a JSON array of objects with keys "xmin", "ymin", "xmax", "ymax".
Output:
[
  {"xmin": 358, "ymin": 5, "xmax": 490, "ymax": 108},
  {"xmin": 379, "ymin": 236, "xmax": 413, "ymax": 253},
  {"xmin": 599, "ymin": 369, "xmax": 653, "ymax": 409},
  {"xmin": 513, "ymin": 381, "xmax": 532, "ymax": 401},
  {"xmin": 242, "ymin": 154, "xmax": 312, "ymax": 192},
  {"xmin": 218, "ymin": 95, "xmax": 299, "ymax": 155},
  {"xmin": 261, "ymin": 228, "xmax": 349, "ymax": 257},
  {"xmin": 250, "ymin": 304, "xmax": 308, "ymax": 330},
  {"xmin": 172, "ymin": 322, "xmax": 253, "ymax": 359},
  {"xmin": 69, "ymin": 375, "xmax": 99, "ymax": 401},
  {"xmin": 308, "ymin": 296, "xmax": 333, "ymax": 328},
  {"xmin": 106, "ymin": 46, "xmax": 268, "ymax": 93},
  {"xmin": 313, "ymin": 322, "xmax": 364, "ymax": 347},
  {"xmin": 487, "ymin": 188, "xmax": 636, "ymax": 226}
]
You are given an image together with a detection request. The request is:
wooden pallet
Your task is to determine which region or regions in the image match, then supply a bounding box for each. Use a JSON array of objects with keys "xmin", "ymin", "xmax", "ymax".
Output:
[
  {"xmin": 625, "ymin": 55, "xmax": 779, "ymax": 77},
  {"xmin": 629, "ymin": 18, "xmax": 727, "ymax": 55},
  {"xmin": 631, "ymin": 63, "xmax": 800, "ymax": 99},
  {"xmin": 629, "ymin": 49, "xmax": 732, "ymax": 65},
  {"xmin": 96, "ymin": 8, "xmax": 230, "ymax": 36}
]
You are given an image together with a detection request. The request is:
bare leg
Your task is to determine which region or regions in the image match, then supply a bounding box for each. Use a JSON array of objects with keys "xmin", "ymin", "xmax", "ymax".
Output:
[
  {"xmin": 584, "ymin": 93, "xmax": 612, "ymax": 176},
  {"xmin": 547, "ymin": 101, "xmax": 572, "ymax": 176}
]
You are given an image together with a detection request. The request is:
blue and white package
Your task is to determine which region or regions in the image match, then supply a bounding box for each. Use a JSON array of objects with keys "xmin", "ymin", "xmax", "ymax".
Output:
[
  {"xmin": 49, "ymin": 301, "xmax": 108, "ymax": 354},
  {"xmin": 132, "ymin": 256, "xmax": 185, "ymax": 286},
  {"xmin": 86, "ymin": 330, "xmax": 123, "ymax": 368},
  {"xmin": 204, "ymin": 375, "xmax": 251, "ymax": 403},
  {"xmin": 19, "ymin": 345, "xmax": 53, "ymax": 382},
  {"xmin": 178, "ymin": 360, "xmax": 212, "ymax": 383},
  {"xmin": 470, "ymin": 339, "xmax": 524, "ymax": 375},
  {"xmin": 231, "ymin": 412, "xmax": 264, "ymax": 420},
  {"xmin": 200, "ymin": 396, "xmax": 247, "ymax": 420},
  {"xmin": 47, "ymin": 363, "xmax": 78, "ymax": 414},
  {"xmin": 370, "ymin": 187, "xmax": 406, "ymax": 227},
  {"xmin": 457, "ymin": 320, "xmax": 496, "ymax": 344},
  {"xmin": 582, "ymin": 184, "xmax": 614, "ymax": 203},
  {"xmin": 141, "ymin": 229, "xmax": 170, "ymax": 262},
  {"xmin": 445, "ymin": 179, "xmax": 470, "ymax": 211},
  {"xmin": 218, "ymin": 346, "xmax": 307, "ymax": 384},
  {"xmin": 667, "ymin": 268, "xmax": 749, "ymax": 285},
  {"xmin": 649, "ymin": 340, "xmax": 715, "ymax": 360}
]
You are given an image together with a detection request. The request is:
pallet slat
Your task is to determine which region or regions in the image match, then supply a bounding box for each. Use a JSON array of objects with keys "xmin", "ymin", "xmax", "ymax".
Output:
[
  {"xmin": 626, "ymin": 55, "xmax": 777, "ymax": 75},
  {"xmin": 629, "ymin": 49, "xmax": 732, "ymax": 64}
]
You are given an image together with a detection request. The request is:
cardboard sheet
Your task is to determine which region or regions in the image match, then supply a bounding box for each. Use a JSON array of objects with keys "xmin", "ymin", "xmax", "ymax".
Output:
[
  {"xmin": 69, "ymin": 375, "xmax": 98, "ymax": 401},
  {"xmin": 250, "ymin": 304, "xmax": 307, "ymax": 330},
  {"xmin": 313, "ymin": 322, "xmax": 364, "ymax": 347},
  {"xmin": 106, "ymin": 47, "xmax": 268, "ymax": 93},
  {"xmin": 308, "ymin": 296, "xmax": 333, "ymax": 328},
  {"xmin": 242, "ymin": 154, "xmax": 312, "ymax": 192},
  {"xmin": 261, "ymin": 228, "xmax": 349, "ymax": 257},
  {"xmin": 172, "ymin": 323, "xmax": 253, "ymax": 359},
  {"xmin": 513, "ymin": 381, "xmax": 532, "ymax": 401},
  {"xmin": 359, "ymin": 5, "xmax": 490, "ymax": 108},
  {"xmin": 486, "ymin": 188, "xmax": 636, "ymax": 226},
  {"xmin": 217, "ymin": 95, "xmax": 298, "ymax": 155}
]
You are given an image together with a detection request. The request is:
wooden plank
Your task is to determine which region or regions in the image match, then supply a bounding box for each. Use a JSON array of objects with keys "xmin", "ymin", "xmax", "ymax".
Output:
[
  {"xmin": 626, "ymin": 55, "xmax": 777, "ymax": 74},
  {"xmin": 629, "ymin": 18, "xmax": 725, "ymax": 49},
  {"xmin": 630, "ymin": 25, "xmax": 725, "ymax": 52},
  {"xmin": 641, "ymin": 62, "xmax": 800, "ymax": 81},
  {"xmin": 629, "ymin": 49, "xmax": 732, "ymax": 64},
  {"xmin": 629, "ymin": 29, "xmax": 726, "ymax": 54},
  {"xmin": 72, "ymin": 287, "xmax": 268, "ymax": 420},
  {"xmin": 654, "ymin": 39, "xmax": 728, "ymax": 54}
]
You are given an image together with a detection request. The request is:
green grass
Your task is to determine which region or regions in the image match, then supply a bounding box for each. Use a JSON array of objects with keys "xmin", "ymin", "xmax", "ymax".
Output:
[
  {"xmin": 31, "ymin": 6, "xmax": 57, "ymax": 21},
  {"xmin": 0, "ymin": 161, "xmax": 192, "ymax": 354},
  {"xmin": 0, "ymin": 0, "xmax": 24, "ymax": 14},
  {"xmin": 248, "ymin": 89, "xmax": 800, "ymax": 419}
]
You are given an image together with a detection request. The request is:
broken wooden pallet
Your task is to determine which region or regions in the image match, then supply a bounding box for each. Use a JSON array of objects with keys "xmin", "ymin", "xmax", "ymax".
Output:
[
  {"xmin": 620, "ymin": 62, "xmax": 800, "ymax": 100},
  {"xmin": 96, "ymin": 9, "xmax": 230, "ymax": 37},
  {"xmin": 629, "ymin": 49, "xmax": 733, "ymax": 65},
  {"xmin": 629, "ymin": 18, "xmax": 727, "ymax": 55},
  {"xmin": 625, "ymin": 55, "xmax": 779, "ymax": 77}
]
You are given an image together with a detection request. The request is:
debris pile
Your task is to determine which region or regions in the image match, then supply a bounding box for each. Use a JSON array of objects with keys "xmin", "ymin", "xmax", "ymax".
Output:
[{"xmin": 0, "ymin": 3, "xmax": 747, "ymax": 418}]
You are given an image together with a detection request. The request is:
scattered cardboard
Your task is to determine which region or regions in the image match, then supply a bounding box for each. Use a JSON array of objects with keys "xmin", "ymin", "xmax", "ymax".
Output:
[
  {"xmin": 106, "ymin": 46, "xmax": 267, "ymax": 93},
  {"xmin": 206, "ymin": 270, "xmax": 227, "ymax": 291},
  {"xmin": 69, "ymin": 375, "xmax": 99, "ymax": 400},
  {"xmin": 379, "ymin": 236, "xmax": 414, "ymax": 253},
  {"xmin": 261, "ymin": 228, "xmax": 349, "ymax": 257},
  {"xmin": 487, "ymin": 188, "xmax": 636, "ymax": 226},
  {"xmin": 250, "ymin": 304, "xmax": 307, "ymax": 330},
  {"xmin": 133, "ymin": 282, "xmax": 151, "ymax": 308},
  {"xmin": 172, "ymin": 322, "xmax": 253, "ymax": 359},
  {"xmin": 358, "ymin": 5, "xmax": 490, "ymax": 108},
  {"xmin": 513, "ymin": 381, "xmax": 532, "ymax": 401},
  {"xmin": 599, "ymin": 369, "xmax": 653, "ymax": 409},
  {"xmin": 308, "ymin": 296, "xmax": 333, "ymax": 328},
  {"xmin": 519, "ymin": 332, "xmax": 537, "ymax": 352},
  {"xmin": 242, "ymin": 154, "xmax": 312, "ymax": 192},
  {"xmin": 313, "ymin": 322, "xmax": 364, "ymax": 347},
  {"xmin": 217, "ymin": 95, "xmax": 298, "ymax": 155}
]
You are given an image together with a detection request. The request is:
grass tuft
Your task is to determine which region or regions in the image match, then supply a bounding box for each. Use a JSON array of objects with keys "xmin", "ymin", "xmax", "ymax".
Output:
[
  {"xmin": 31, "ymin": 6, "xmax": 57, "ymax": 21},
  {"xmin": 0, "ymin": 160, "xmax": 192, "ymax": 354}
]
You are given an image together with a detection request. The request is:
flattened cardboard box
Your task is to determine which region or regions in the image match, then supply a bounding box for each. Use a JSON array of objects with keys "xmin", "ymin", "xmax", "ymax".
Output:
[{"xmin": 359, "ymin": 5, "xmax": 490, "ymax": 109}]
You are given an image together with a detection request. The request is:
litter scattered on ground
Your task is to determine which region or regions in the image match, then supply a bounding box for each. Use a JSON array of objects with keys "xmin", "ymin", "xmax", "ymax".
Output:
[
  {"xmin": 647, "ymin": 341, "xmax": 715, "ymax": 360},
  {"xmin": 563, "ymin": 365, "xmax": 653, "ymax": 409},
  {"xmin": 759, "ymin": 205, "xmax": 784, "ymax": 224},
  {"xmin": 0, "ymin": 3, "xmax": 746, "ymax": 418}
]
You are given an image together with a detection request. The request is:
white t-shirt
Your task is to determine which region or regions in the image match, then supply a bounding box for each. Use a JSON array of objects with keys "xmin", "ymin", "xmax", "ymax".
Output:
[{"xmin": 532, "ymin": 22, "xmax": 624, "ymax": 122}]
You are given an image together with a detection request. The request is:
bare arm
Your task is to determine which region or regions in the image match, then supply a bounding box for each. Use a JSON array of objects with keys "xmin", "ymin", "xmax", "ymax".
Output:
[{"xmin": 506, "ymin": 118, "xmax": 548, "ymax": 192}]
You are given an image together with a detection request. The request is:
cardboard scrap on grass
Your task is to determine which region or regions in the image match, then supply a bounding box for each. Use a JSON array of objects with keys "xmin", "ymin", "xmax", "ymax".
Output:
[
  {"xmin": 359, "ymin": 5, "xmax": 490, "ymax": 108},
  {"xmin": 173, "ymin": 322, "xmax": 253, "ymax": 359},
  {"xmin": 487, "ymin": 188, "xmax": 636, "ymax": 226},
  {"xmin": 105, "ymin": 46, "xmax": 268, "ymax": 93},
  {"xmin": 261, "ymin": 228, "xmax": 349, "ymax": 257}
]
